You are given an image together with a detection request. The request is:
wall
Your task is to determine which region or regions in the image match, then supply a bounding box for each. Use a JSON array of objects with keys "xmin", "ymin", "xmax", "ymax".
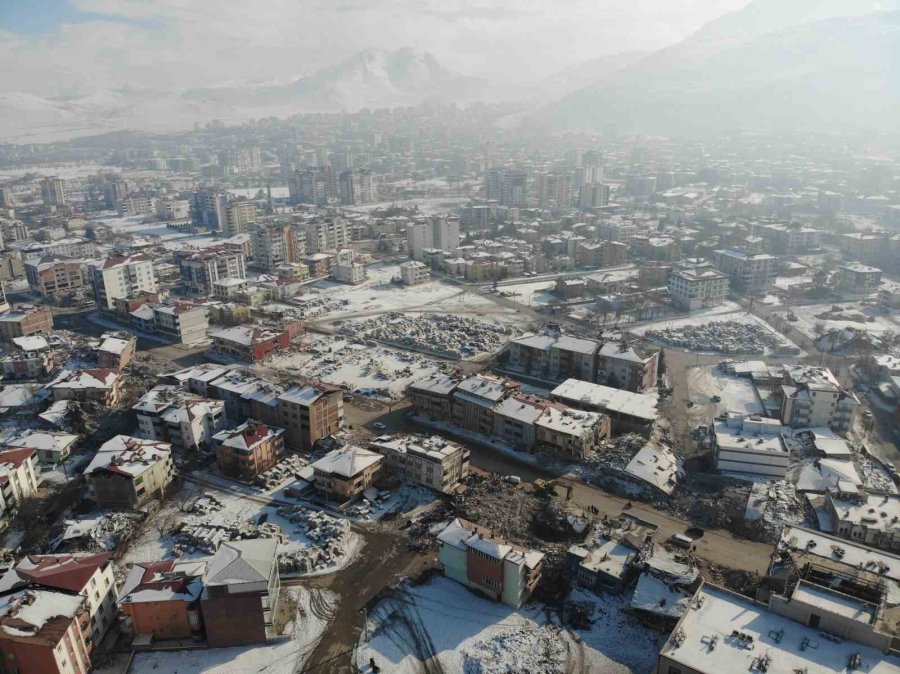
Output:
[
  {"xmin": 122, "ymin": 600, "xmax": 194, "ymax": 640},
  {"xmin": 201, "ymin": 593, "xmax": 267, "ymax": 648}
]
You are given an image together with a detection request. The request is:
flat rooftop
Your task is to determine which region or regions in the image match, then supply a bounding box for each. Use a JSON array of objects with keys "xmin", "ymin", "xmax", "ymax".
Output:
[
  {"xmin": 661, "ymin": 583, "xmax": 900, "ymax": 674},
  {"xmin": 551, "ymin": 378, "xmax": 657, "ymax": 422}
]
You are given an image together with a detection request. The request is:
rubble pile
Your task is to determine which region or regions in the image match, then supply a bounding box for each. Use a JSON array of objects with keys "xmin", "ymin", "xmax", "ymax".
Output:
[
  {"xmin": 742, "ymin": 480, "xmax": 809, "ymax": 540},
  {"xmin": 276, "ymin": 507, "xmax": 353, "ymax": 575},
  {"xmin": 858, "ymin": 456, "xmax": 897, "ymax": 493},
  {"xmin": 645, "ymin": 321, "xmax": 792, "ymax": 355},
  {"xmin": 254, "ymin": 455, "xmax": 309, "ymax": 490},
  {"xmin": 595, "ymin": 433, "xmax": 646, "ymax": 469},
  {"xmin": 173, "ymin": 518, "xmax": 284, "ymax": 555},
  {"xmin": 339, "ymin": 312, "xmax": 510, "ymax": 358},
  {"xmin": 59, "ymin": 512, "xmax": 145, "ymax": 552}
]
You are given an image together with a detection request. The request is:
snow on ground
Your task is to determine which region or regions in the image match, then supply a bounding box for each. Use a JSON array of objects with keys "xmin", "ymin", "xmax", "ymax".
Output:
[
  {"xmin": 495, "ymin": 280, "xmax": 557, "ymax": 307},
  {"xmin": 0, "ymin": 163, "xmax": 120, "ymax": 180},
  {"xmin": 356, "ymin": 578, "xmax": 661, "ymax": 674},
  {"xmin": 129, "ymin": 585, "xmax": 334, "ymax": 674},
  {"xmin": 260, "ymin": 336, "xmax": 449, "ymax": 399},
  {"xmin": 687, "ymin": 366, "xmax": 763, "ymax": 416},
  {"xmin": 343, "ymin": 196, "xmax": 471, "ymax": 216},
  {"xmin": 777, "ymin": 302, "xmax": 900, "ymax": 341}
]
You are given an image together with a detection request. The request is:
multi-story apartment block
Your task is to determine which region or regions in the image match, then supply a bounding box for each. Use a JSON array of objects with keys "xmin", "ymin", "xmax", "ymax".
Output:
[
  {"xmin": 177, "ymin": 247, "xmax": 246, "ymax": 295},
  {"xmin": 25, "ymin": 256, "xmax": 84, "ymax": 298},
  {"xmin": 331, "ymin": 249, "xmax": 367, "ymax": 285},
  {"xmin": 90, "ymin": 253, "xmax": 158, "ymax": 310},
  {"xmin": 407, "ymin": 374, "xmax": 459, "ymax": 420},
  {"xmin": 303, "ymin": 217, "xmax": 350, "ymax": 253},
  {"xmin": 437, "ymin": 518, "xmax": 543, "ymax": 609},
  {"xmin": 277, "ymin": 384, "xmax": 344, "ymax": 451},
  {"xmin": 713, "ymin": 249, "xmax": 777, "ymax": 290},
  {"xmin": 578, "ymin": 182, "xmax": 610, "ymax": 209},
  {"xmin": 192, "ymin": 190, "xmax": 228, "ymax": 229},
  {"xmin": 213, "ymin": 420, "xmax": 285, "ymax": 481},
  {"xmin": 202, "ymin": 539, "xmax": 280, "ymax": 648},
  {"xmin": 399, "ymin": 260, "xmax": 430, "ymax": 285},
  {"xmin": 0, "ymin": 590, "xmax": 90, "ymax": 674},
  {"xmin": 150, "ymin": 302, "xmax": 209, "ymax": 345},
  {"xmin": 251, "ymin": 225, "xmax": 306, "ymax": 272},
  {"xmin": 338, "ymin": 169, "xmax": 377, "ymax": 205},
  {"xmin": 369, "ymin": 434, "xmax": 470, "ymax": 493},
  {"xmin": 839, "ymin": 263, "xmax": 883, "ymax": 297},
  {"xmin": 485, "ymin": 169, "xmax": 529, "ymax": 207},
  {"xmin": 1, "ymin": 553, "xmax": 118, "ymax": 648},
  {"xmin": 311, "ymin": 446, "xmax": 383, "ymax": 500},
  {"xmin": 534, "ymin": 406, "xmax": 610, "ymax": 459},
  {"xmin": 84, "ymin": 436, "xmax": 174, "ymax": 509},
  {"xmin": 134, "ymin": 385, "xmax": 226, "ymax": 451},
  {"xmin": 288, "ymin": 167, "xmax": 333, "ymax": 205},
  {"xmin": 451, "ymin": 375, "xmax": 520, "ymax": 436},
  {"xmin": 668, "ymin": 258, "xmax": 730, "ymax": 311},
  {"xmin": 0, "ymin": 447, "xmax": 39, "ymax": 516},
  {"xmin": 825, "ymin": 489, "xmax": 900, "ymax": 552},
  {"xmin": 115, "ymin": 195, "xmax": 156, "ymax": 217},
  {"xmin": 155, "ymin": 198, "xmax": 191, "ymax": 221},
  {"xmin": 779, "ymin": 365, "xmax": 861, "ymax": 432},
  {"xmin": 50, "ymin": 368, "xmax": 123, "ymax": 406},
  {"xmin": 575, "ymin": 241, "xmax": 627, "ymax": 268},
  {"xmin": 40, "ymin": 176, "xmax": 67, "ymax": 207},
  {"xmin": 223, "ymin": 200, "xmax": 256, "ymax": 236},
  {"xmin": 0, "ymin": 305, "xmax": 53, "ymax": 341},
  {"xmin": 118, "ymin": 559, "xmax": 205, "ymax": 641},
  {"xmin": 752, "ymin": 222, "xmax": 821, "ymax": 253},
  {"xmin": 209, "ymin": 324, "xmax": 291, "ymax": 363}
]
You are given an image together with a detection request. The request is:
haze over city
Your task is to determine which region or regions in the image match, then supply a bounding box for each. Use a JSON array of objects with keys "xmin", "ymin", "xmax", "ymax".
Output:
[{"xmin": 0, "ymin": 1, "xmax": 898, "ymax": 673}]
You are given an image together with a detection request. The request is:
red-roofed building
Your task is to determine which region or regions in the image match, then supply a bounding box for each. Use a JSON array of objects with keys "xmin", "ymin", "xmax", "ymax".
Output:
[
  {"xmin": 118, "ymin": 560, "xmax": 206, "ymax": 641},
  {"xmin": 208, "ymin": 324, "xmax": 292, "ymax": 363},
  {"xmin": 90, "ymin": 253, "xmax": 158, "ymax": 310},
  {"xmin": 0, "ymin": 553, "xmax": 118, "ymax": 649},
  {"xmin": 212, "ymin": 420, "xmax": 285, "ymax": 481}
]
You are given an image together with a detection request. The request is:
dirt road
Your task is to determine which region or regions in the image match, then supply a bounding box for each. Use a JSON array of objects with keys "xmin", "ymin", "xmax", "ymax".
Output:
[{"xmin": 299, "ymin": 524, "xmax": 433, "ymax": 673}]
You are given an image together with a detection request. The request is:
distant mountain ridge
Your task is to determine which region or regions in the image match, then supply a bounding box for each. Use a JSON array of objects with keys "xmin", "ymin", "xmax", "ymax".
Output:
[{"xmin": 543, "ymin": 1, "xmax": 900, "ymax": 135}]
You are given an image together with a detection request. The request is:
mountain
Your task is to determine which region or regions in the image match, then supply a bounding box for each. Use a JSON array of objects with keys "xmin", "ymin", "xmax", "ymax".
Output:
[
  {"xmin": 544, "ymin": 3, "xmax": 900, "ymax": 136},
  {"xmin": 183, "ymin": 48, "xmax": 482, "ymax": 111}
]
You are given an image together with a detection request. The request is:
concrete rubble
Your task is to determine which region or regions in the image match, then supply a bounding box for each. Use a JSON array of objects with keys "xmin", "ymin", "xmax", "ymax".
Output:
[{"xmin": 276, "ymin": 507, "xmax": 353, "ymax": 575}]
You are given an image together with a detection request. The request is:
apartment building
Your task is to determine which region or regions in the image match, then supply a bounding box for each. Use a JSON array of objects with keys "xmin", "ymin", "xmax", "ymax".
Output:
[
  {"xmin": 25, "ymin": 256, "xmax": 84, "ymax": 298},
  {"xmin": 484, "ymin": 169, "xmax": 528, "ymax": 207},
  {"xmin": 202, "ymin": 539, "xmax": 280, "ymax": 648},
  {"xmin": 534, "ymin": 406, "xmax": 610, "ymax": 459},
  {"xmin": 176, "ymin": 247, "xmax": 246, "ymax": 295},
  {"xmin": 277, "ymin": 384, "xmax": 344, "ymax": 451},
  {"xmin": 192, "ymin": 190, "xmax": 228, "ymax": 229},
  {"xmin": 133, "ymin": 385, "xmax": 226, "ymax": 451},
  {"xmin": 251, "ymin": 225, "xmax": 307, "ymax": 272},
  {"xmin": 825, "ymin": 490, "xmax": 900, "ymax": 552},
  {"xmin": 713, "ymin": 249, "xmax": 777, "ymax": 290},
  {"xmin": 118, "ymin": 560, "xmax": 205, "ymax": 641},
  {"xmin": 147, "ymin": 302, "xmax": 209, "ymax": 345},
  {"xmin": 90, "ymin": 253, "xmax": 158, "ymax": 310},
  {"xmin": 84, "ymin": 436, "xmax": 174, "ymax": 509},
  {"xmin": 437, "ymin": 518, "xmax": 543, "ymax": 609},
  {"xmin": 311, "ymin": 446, "xmax": 383, "ymax": 501},
  {"xmin": 1, "ymin": 553, "xmax": 118, "ymax": 648},
  {"xmin": 97, "ymin": 333, "xmax": 136, "ymax": 369},
  {"xmin": 369, "ymin": 434, "xmax": 469, "ymax": 493},
  {"xmin": 452, "ymin": 375, "xmax": 520, "ymax": 436},
  {"xmin": 303, "ymin": 217, "xmax": 350, "ymax": 253},
  {"xmin": 493, "ymin": 395, "xmax": 547, "ymax": 450},
  {"xmin": 50, "ymin": 368, "xmax": 123, "ymax": 406},
  {"xmin": 0, "ymin": 590, "xmax": 90, "ymax": 674},
  {"xmin": 209, "ymin": 324, "xmax": 291, "ymax": 363},
  {"xmin": 331, "ymin": 249, "xmax": 367, "ymax": 285},
  {"xmin": 0, "ymin": 429, "xmax": 77, "ymax": 464},
  {"xmin": 839, "ymin": 263, "xmax": 883, "ymax": 297},
  {"xmin": 338, "ymin": 169, "xmax": 377, "ymax": 205},
  {"xmin": 399, "ymin": 260, "xmax": 430, "ymax": 285},
  {"xmin": 779, "ymin": 365, "xmax": 861, "ymax": 432},
  {"xmin": 0, "ymin": 447, "xmax": 39, "ymax": 517},
  {"xmin": 406, "ymin": 374, "xmax": 459, "ymax": 420},
  {"xmin": 668, "ymin": 258, "xmax": 730, "ymax": 311},
  {"xmin": 115, "ymin": 195, "xmax": 155, "ymax": 217},
  {"xmin": 223, "ymin": 200, "xmax": 256, "ymax": 236},
  {"xmin": 575, "ymin": 240, "xmax": 627, "ymax": 268},
  {"xmin": 0, "ymin": 305, "xmax": 53, "ymax": 341},
  {"xmin": 752, "ymin": 222, "xmax": 821, "ymax": 253},
  {"xmin": 550, "ymin": 378, "xmax": 659, "ymax": 435},
  {"xmin": 213, "ymin": 421, "xmax": 285, "ymax": 482},
  {"xmin": 711, "ymin": 413, "xmax": 790, "ymax": 478}
]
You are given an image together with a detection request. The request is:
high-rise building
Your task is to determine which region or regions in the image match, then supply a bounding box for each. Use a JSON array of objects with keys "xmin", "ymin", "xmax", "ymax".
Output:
[
  {"xmin": 288, "ymin": 168, "xmax": 333, "ymax": 206},
  {"xmin": 224, "ymin": 200, "xmax": 256, "ymax": 236},
  {"xmin": 432, "ymin": 216, "xmax": 460, "ymax": 253},
  {"xmin": 192, "ymin": 190, "xmax": 228, "ymax": 229},
  {"xmin": 40, "ymin": 177, "xmax": 67, "ymax": 208},
  {"xmin": 338, "ymin": 169, "xmax": 376, "ymax": 205},
  {"xmin": 251, "ymin": 225, "xmax": 307, "ymax": 272},
  {"xmin": 303, "ymin": 217, "xmax": 350, "ymax": 253},
  {"xmin": 485, "ymin": 169, "xmax": 528, "ymax": 206},
  {"xmin": 176, "ymin": 246, "xmax": 247, "ymax": 295},
  {"xmin": 90, "ymin": 253, "xmax": 158, "ymax": 310},
  {"xmin": 407, "ymin": 222, "xmax": 432, "ymax": 260},
  {"xmin": 579, "ymin": 182, "xmax": 610, "ymax": 209},
  {"xmin": 537, "ymin": 172, "xmax": 574, "ymax": 207},
  {"xmin": 0, "ymin": 187, "xmax": 14, "ymax": 209}
]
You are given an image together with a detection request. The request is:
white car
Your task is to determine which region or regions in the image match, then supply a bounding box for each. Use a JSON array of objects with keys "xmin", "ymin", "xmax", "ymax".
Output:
[{"xmin": 373, "ymin": 422, "xmax": 386, "ymax": 430}]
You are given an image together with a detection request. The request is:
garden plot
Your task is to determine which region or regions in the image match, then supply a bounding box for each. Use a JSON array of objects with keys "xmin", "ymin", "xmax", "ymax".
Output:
[
  {"xmin": 687, "ymin": 366, "xmax": 763, "ymax": 416},
  {"xmin": 778, "ymin": 302, "xmax": 900, "ymax": 341},
  {"xmin": 261, "ymin": 336, "xmax": 451, "ymax": 399},
  {"xmin": 636, "ymin": 313, "xmax": 798, "ymax": 355},
  {"xmin": 337, "ymin": 312, "xmax": 512, "ymax": 359},
  {"xmin": 122, "ymin": 489, "xmax": 361, "ymax": 578},
  {"xmin": 128, "ymin": 585, "xmax": 334, "ymax": 674},
  {"xmin": 356, "ymin": 578, "xmax": 662, "ymax": 674}
]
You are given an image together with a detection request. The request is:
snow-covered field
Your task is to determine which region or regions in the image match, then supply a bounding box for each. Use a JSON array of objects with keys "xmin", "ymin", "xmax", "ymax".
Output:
[
  {"xmin": 777, "ymin": 302, "xmax": 900, "ymax": 341},
  {"xmin": 495, "ymin": 280, "xmax": 557, "ymax": 307},
  {"xmin": 343, "ymin": 196, "xmax": 471, "ymax": 216},
  {"xmin": 128, "ymin": 585, "xmax": 334, "ymax": 674},
  {"xmin": 356, "ymin": 578, "xmax": 662, "ymax": 674},
  {"xmin": 687, "ymin": 366, "xmax": 763, "ymax": 416}
]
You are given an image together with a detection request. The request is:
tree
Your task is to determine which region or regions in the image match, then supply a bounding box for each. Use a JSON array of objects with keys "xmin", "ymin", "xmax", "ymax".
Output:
[{"xmin": 813, "ymin": 321, "xmax": 827, "ymax": 341}]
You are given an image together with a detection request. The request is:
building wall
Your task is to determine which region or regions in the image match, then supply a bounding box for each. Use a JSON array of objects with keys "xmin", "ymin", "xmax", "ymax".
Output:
[
  {"xmin": 438, "ymin": 544, "xmax": 468, "ymax": 586},
  {"xmin": 121, "ymin": 600, "xmax": 196, "ymax": 640},
  {"xmin": 201, "ymin": 593, "xmax": 267, "ymax": 648},
  {"xmin": 466, "ymin": 548, "xmax": 504, "ymax": 600},
  {"xmin": 768, "ymin": 593, "xmax": 891, "ymax": 651}
]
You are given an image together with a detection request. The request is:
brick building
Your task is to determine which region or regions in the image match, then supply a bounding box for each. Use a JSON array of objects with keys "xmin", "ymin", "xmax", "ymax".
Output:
[
  {"xmin": 0, "ymin": 305, "xmax": 53, "ymax": 342},
  {"xmin": 213, "ymin": 421, "xmax": 285, "ymax": 481}
]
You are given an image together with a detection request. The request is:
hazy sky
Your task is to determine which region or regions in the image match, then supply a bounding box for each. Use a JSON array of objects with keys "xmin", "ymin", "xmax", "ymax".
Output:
[{"xmin": 1, "ymin": 0, "xmax": 753, "ymax": 97}]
